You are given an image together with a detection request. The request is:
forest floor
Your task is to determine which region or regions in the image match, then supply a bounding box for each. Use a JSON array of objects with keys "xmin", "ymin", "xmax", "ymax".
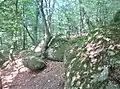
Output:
[{"xmin": 0, "ymin": 54, "xmax": 65, "ymax": 89}]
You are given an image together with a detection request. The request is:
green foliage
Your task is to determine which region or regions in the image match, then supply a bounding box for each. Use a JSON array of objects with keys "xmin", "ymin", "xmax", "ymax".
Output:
[
  {"xmin": 0, "ymin": 0, "xmax": 120, "ymax": 51},
  {"xmin": 70, "ymin": 36, "xmax": 87, "ymax": 46},
  {"xmin": 50, "ymin": 33, "xmax": 68, "ymax": 47},
  {"xmin": 112, "ymin": 10, "xmax": 120, "ymax": 23}
]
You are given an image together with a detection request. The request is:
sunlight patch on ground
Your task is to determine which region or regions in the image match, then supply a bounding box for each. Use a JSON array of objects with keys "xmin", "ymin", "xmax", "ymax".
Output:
[{"xmin": 2, "ymin": 58, "xmax": 30, "ymax": 89}]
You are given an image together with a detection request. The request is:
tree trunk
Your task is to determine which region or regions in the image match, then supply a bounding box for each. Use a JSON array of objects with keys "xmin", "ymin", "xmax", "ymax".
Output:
[
  {"xmin": 36, "ymin": 0, "xmax": 52, "ymax": 59},
  {"xmin": 23, "ymin": 24, "xmax": 35, "ymax": 44},
  {"xmin": 34, "ymin": 6, "xmax": 39, "ymax": 44},
  {"xmin": 22, "ymin": 28, "xmax": 27, "ymax": 50},
  {"xmin": 0, "ymin": 37, "xmax": 2, "ymax": 45},
  {"xmin": 79, "ymin": 0, "xmax": 84, "ymax": 35}
]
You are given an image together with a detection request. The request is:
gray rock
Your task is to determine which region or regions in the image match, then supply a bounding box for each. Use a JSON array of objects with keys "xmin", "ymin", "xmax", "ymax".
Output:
[
  {"xmin": 22, "ymin": 56, "xmax": 46, "ymax": 70},
  {"xmin": 0, "ymin": 58, "xmax": 5, "ymax": 67}
]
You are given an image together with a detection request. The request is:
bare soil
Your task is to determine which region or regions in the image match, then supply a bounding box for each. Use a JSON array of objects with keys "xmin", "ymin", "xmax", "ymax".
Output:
[{"xmin": 0, "ymin": 56, "xmax": 65, "ymax": 89}]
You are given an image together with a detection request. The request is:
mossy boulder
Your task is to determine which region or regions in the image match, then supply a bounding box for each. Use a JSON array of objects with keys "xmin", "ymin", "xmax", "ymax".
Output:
[
  {"xmin": 52, "ymin": 44, "xmax": 67, "ymax": 62},
  {"xmin": 22, "ymin": 56, "xmax": 46, "ymax": 70},
  {"xmin": 65, "ymin": 25, "xmax": 120, "ymax": 89},
  {"xmin": 47, "ymin": 37, "xmax": 69, "ymax": 62},
  {"xmin": 0, "ymin": 58, "xmax": 6, "ymax": 67},
  {"xmin": 0, "ymin": 52, "xmax": 7, "ymax": 67},
  {"xmin": 0, "ymin": 45, "xmax": 9, "ymax": 57}
]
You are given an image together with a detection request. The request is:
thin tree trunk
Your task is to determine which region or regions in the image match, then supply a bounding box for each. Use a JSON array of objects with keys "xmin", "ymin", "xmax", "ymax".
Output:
[
  {"xmin": 79, "ymin": 0, "xmax": 84, "ymax": 35},
  {"xmin": 0, "ymin": 37, "xmax": 2, "ymax": 45},
  {"xmin": 34, "ymin": 6, "xmax": 39, "ymax": 44},
  {"xmin": 14, "ymin": 0, "xmax": 19, "ymax": 50},
  {"xmin": 23, "ymin": 24, "xmax": 35, "ymax": 43},
  {"xmin": 22, "ymin": 29, "xmax": 26, "ymax": 50}
]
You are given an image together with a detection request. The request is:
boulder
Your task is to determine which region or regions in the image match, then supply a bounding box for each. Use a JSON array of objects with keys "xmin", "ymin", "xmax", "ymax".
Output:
[
  {"xmin": 22, "ymin": 56, "xmax": 46, "ymax": 70},
  {"xmin": 0, "ymin": 52, "xmax": 7, "ymax": 67},
  {"xmin": 0, "ymin": 45, "xmax": 9, "ymax": 57}
]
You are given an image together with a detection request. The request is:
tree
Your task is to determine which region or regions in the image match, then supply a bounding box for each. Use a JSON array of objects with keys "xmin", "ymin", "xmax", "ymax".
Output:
[{"xmin": 36, "ymin": 0, "xmax": 56, "ymax": 58}]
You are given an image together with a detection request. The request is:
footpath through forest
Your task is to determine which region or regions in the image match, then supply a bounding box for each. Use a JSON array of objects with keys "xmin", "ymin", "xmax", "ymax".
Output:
[{"xmin": 0, "ymin": 54, "xmax": 65, "ymax": 89}]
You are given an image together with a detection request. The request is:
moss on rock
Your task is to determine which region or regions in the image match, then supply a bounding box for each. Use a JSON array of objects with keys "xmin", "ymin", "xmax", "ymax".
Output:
[
  {"xmin": 65, "ymin": 24, "xmax": 120, "ymax": 89},
  {"xmin": 22, "ymin": 56, "xmax": 46, "ymax": 70}
]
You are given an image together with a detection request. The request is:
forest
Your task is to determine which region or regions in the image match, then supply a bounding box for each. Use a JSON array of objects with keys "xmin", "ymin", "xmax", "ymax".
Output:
[{"xmin": 0, "ymin": 0, "xmax": 120, "ymax": 89}]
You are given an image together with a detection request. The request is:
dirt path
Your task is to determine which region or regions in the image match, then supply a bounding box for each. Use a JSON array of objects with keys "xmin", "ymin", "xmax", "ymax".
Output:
[{"xmin": 1, "ymin": 57, "xmax": 65, "ymax": 89}]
